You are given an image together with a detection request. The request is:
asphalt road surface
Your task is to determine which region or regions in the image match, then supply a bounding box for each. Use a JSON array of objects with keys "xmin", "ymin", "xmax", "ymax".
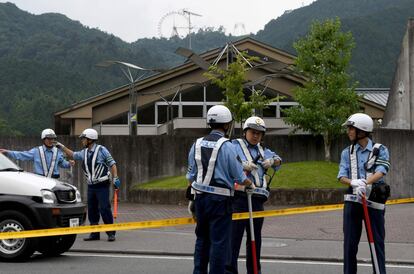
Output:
[{"xmin": 1, "ymin": 252, "xmax": 413, "ymax": 274}]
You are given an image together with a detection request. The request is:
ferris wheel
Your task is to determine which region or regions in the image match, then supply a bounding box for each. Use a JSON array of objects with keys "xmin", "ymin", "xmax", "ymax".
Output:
[{"xmin": 158, "ymin": 9, "xmax": 202, "ymax": 42}]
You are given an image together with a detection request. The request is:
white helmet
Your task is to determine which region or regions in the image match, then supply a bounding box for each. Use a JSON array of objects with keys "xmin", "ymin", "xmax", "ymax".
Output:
[
  {"xmin": 243, "ymin": 116, "xmax": 266, "ymax": 132},
  {"xmin": 79, "ymin": 128, "xmax": 98, "ymax": 140},
  {"xmin": 41, "ymin": 128, "xmax": 57, "ymax": 139},
  {"xmin": 206, "ymin": 105, "xmax": 232, "ymax": 124},
  {"xmin": 342, "ymin": 113, "xmax": 373, "ymax": 133}
]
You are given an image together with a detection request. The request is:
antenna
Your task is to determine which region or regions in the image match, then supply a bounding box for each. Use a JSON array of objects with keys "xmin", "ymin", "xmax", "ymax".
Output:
[
  {"xmin": 233, "ymin": 22, "xmax": 247, "ymax": 36},
  {"xmin": 182, "ymin": 9, "xmax": 202, "ymax": 49}
]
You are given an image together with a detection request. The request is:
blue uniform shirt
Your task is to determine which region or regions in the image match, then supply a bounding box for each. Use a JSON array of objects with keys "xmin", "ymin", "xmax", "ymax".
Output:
[
  {"xmin": 337, "ymin": 139, "xmax": 390, "ymax": 182},
  {"xmin": 73, "ymin": 144, "xmax": 116, "ymax": 168},
  {"xmin": 186, "ymin": 130, "xmax": 247, "ymax": 189},
  {"xmin": 7, "ymin": 145, "xmax": 71, "ymax": 177},
  {"xmin": 232, "ymin": 139, "xmax": 281, "ymax": 187}
]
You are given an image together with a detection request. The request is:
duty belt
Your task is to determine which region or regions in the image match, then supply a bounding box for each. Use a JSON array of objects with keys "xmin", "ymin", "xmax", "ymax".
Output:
[
  {"xmin": 192, "ymin": 182, "xmax": 234, "ymax": 197},
  {"xmin": 89, "ymin": 175, "xmax": 110, "ymax": 185},
  {"xmin": 235, "ymin": 187, "xmax": 269, "ymax": 198},
  {"xmin": 344, "ymin": 194, "xmax": 385, "ymax": 210}
]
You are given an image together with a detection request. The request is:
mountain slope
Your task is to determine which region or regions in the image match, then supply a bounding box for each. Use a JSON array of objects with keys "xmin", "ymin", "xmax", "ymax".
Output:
[
  {"xmin": 256, "ymin": 0, "xmax": 414, "ymax": 86},
  {"xmin": 1, "ymin": 1, "xmax": 414, "ymax": 135}
]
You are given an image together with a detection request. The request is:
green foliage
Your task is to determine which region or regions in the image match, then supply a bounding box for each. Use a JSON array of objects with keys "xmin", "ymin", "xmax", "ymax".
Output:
[
  {"xmin": 1, "ymin": 0, "xmax": 414, "ymax": 135},
  {"xmin": 256, "ymin": 0, "xmax": 414, "ymax": 87},
  {"xmin": 132, "ymin": 161, "xmax": 343, "ymax": 189},
  {"xmin": 283, "ymin": 18, "xmax": 359, "ymax": 161},
  {"xmin": 204, "ymin": 54, "xmax": 274, "ymax": 123},
  {"xmin": 0, "ymin": 3, "xmax": 237, "ymax": 135}
]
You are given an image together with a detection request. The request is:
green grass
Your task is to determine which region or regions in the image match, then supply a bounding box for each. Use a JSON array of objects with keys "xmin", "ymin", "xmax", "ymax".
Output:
[
  {"xmin": 132, "ymin": 161, "xmax": 345, "ymax": 190},
  {"xmin": 132, "ymin": 175, "xmax": 187, "ymax": 190},
  {"xmin": 270, "ymin": 161, "xmax": 344, "ymax": 189}
]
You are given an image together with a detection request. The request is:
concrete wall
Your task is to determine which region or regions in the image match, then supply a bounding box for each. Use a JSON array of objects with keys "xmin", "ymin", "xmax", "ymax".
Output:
[
  {"xmin": 0, "ymin": 134, "xmax": 345, "ymax": 201},
  {"xmin": 373, "ymin": 129, "xmax": 414, "ymax": 198},
  {"xmin": 1, "ymin": 129, "xmax": 411, "ymax": 202},
  {"xmin": 383, "ymin": 19, "xmax": 414, "ymax": 129}
]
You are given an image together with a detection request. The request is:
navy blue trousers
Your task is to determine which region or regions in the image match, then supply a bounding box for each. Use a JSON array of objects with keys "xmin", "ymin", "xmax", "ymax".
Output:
[
  {"xmin": 87, "ymin": 182, "xmax": 115, "ymax": 236},
  {"xmin": 193, "ymin": 193, "xmax": 233, "ymax": 274},
  {"xmin": 343, "ymin": 201, "xmax": 386, "ymax": 274},
  {"xmin": 228, "ymin": 194, "xmax": 265, "ymax": 274}
]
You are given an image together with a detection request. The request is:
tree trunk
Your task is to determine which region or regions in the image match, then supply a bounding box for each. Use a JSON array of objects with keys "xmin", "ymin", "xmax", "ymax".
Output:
[{"xmin": 323, "ymin": 133, "xmax": 331, "ymax": 162}]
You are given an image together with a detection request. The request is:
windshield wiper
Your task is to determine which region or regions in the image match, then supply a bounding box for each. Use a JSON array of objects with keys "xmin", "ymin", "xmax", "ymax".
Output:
[{"xmin": 0, "ymin": 167, "xmax": 24, "ymax": 172}]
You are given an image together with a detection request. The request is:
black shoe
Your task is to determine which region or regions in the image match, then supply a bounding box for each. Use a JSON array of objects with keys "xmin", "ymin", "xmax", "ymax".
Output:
[
  {"xmin": 83, "ymin": 233, "xmax": 100, "ymax": 241},
  {"xmin": 107, "ymin": 234, "xmax": 116, "ymax": 242}
]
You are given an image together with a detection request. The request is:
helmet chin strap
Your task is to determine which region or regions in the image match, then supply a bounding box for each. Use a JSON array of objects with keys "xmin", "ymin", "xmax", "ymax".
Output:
[
  {"xmin": 351, "ymin": 128, "xmax": 368, "ymax": 154},
  {"xmin": 84, "ymin": 139, "xmax": 95, "ymax": 149},
  {"xmin": 43, "ymin": 140, "xmax": 54, "ymax": 149}
]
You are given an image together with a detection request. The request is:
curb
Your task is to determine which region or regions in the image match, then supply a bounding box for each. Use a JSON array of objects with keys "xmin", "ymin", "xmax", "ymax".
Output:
[{"xmin": 129, "ymin": 188, "xmax": 346, "ymax": 206}]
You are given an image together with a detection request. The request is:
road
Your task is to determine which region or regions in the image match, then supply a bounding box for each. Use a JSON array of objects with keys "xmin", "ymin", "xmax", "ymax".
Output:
[
  {"xmin": 1, "ymin": 203, "xmax": 413, "ymax": 273},
  {"xmin": 1, "ymin": 252, "xmax": 414, "ymax": 274}
]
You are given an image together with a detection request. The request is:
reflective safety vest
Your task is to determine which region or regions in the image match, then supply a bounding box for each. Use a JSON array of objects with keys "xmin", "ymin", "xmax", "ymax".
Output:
[
  {"xmin": 346, "ymin": 143, "xmax": 385, "ymax": 210},
  {"xmin": 191, "ymin": 134, "xmax": 233, "ymax": 197},
  {"xmin": 38, "ymin": 146, "xmax": 58, "ymax": 178},
  {"xmin": 235, "ymin": 138, "xmax": 269, "ymax": 198},
  {"xmin": 82, "ymin": 145, "xmax": 110, "ymax": 185}
]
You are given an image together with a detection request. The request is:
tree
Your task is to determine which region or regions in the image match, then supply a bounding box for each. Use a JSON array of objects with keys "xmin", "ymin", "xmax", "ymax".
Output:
[
  {"xmin": 283, "ymin": 18, "xmax": 360, "ymax": 161},
  {"xmin": 204, "ymin": 53, "xmax": 274, "ymax": 135}
]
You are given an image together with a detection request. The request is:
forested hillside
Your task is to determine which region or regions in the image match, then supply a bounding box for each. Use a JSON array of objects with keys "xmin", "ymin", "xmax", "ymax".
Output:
[
  {"xmin": 0, "ymin": 0, "xmax": 413, "ymax": 135},
  {"xmin": 256, "ymin": 0, "xmax": 414, "ymax": 87}
]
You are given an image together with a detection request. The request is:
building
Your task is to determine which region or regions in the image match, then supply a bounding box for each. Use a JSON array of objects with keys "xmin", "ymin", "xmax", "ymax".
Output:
[{"xmin": 54, "ymin": 37, "xmax": 387, "ymax": 135}]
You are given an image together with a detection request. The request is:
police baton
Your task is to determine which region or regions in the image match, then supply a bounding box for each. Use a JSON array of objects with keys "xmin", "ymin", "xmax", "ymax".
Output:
[
  {"xmin": 361, "ymin": 194, "xmax": 380, "ymax": 273},
  {"xmin": 113, "ymin": 189, "xmax": 119, "ymax": 220},
  {"xmin": 246, "ymin": 189, "xmax": 259, "ymax": 274}
]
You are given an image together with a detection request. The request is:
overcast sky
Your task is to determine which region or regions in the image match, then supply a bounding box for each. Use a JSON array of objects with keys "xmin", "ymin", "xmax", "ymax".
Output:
[{"xmin": 1, "ymin": 0, "xmax": 315, "ymax": 42}]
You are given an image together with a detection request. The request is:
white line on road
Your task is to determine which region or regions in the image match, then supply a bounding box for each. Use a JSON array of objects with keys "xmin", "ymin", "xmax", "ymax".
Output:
[{"xmin": 67, "ymin": 252, "xmax": 414, "ymax": 269}]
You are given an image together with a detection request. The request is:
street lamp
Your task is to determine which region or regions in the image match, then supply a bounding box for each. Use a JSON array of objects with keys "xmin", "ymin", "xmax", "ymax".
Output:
[{"xmin": 97, "ymin": 60, "xmax": 163, "ymax": 136}]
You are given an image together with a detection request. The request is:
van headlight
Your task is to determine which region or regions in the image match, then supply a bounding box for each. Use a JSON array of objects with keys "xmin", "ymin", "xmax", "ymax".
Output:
[
  {"xmin": 75, "ymin": 189, "xmax": 82, "ymax": 202},
  {"xmin": 41, "ymin": 190, "xmax": 57, "ymax": 204}
]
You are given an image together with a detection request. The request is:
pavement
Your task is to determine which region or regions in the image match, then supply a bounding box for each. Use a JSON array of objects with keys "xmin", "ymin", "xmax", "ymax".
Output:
[{"xmin": 70, "ymin": 202, "xmax": 414, "ymax": 265}]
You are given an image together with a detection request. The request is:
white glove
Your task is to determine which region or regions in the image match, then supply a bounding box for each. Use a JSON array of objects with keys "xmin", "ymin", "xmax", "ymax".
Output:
[
  {"xmin": 245, "ymin": 181, "xmax": 256, "ymax": 192},
  {"xmin": 242, "ymin": 161, "xmax": 258, "ymax": 172},
  {"xmin": 356, "ymin": 185, "xmax": 367, "ymax": 198},
  {"xmin": 187, "ymin": 201, "xmax": 196, "ymax": 219},
  {"xmin": 350, "ymin": 179, "xmax": 366, "ymax": 189},
  {"xmin": 54, "ymin": 141, "xmax": 65, "ymax": 149},
  {"xmin": 261, "ymin": 158, "xmax": 275, "ymax": 169}
]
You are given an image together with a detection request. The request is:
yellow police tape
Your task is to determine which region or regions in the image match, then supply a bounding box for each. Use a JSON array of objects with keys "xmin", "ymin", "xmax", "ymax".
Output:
[{"xmin": 0, "ymin": 197, "xmax": 413, "ymax": 240}]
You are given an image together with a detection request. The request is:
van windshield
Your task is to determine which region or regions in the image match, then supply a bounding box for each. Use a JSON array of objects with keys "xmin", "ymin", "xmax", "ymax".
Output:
[{"xmin": 0, "ymin": 153, "xmax": 23, "ymax": 171}]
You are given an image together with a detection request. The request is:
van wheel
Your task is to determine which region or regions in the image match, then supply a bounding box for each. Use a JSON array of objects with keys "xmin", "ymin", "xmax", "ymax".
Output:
[
  {"xmin": 0, "ymin": 210, "xmax": 36, "ymax": 261},
  {"xmin": 37, "ymin": 234, "xmax": 77, "ymax": 256}
]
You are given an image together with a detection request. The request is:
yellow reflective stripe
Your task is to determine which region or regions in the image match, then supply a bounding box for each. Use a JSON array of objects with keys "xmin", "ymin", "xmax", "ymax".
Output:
[{"xmin": 1, "ymin": 198, "xmax": 413, "ymax": 240}]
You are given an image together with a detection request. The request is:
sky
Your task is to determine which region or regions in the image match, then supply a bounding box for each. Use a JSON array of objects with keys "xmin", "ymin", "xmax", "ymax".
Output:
[{"xmin": 1, "ymin": 0, "xmax": 315, "ymax": 43}]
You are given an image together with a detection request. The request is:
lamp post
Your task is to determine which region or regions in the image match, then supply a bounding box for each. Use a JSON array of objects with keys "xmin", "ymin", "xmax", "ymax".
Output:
[{"xmin": 97, "ymin": 60, "xmax": 161, "ymax": 136}]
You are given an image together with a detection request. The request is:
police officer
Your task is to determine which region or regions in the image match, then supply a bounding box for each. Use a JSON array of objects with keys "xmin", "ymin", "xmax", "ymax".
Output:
[
  {"xmin": 186, "ymin": 105, "xmax": 253, "ymax": 274},
  {"xmin": 57, "ymin": 128, "xmax": 121, "ymax": 242},
  {"xmin": 338, "ymin": 113, "xmax": 390, "ymax": 274},
  {"xmin": 0, "ymin": 128, "xmax": 74, "ymax": 178},
  {"xmin": 228, "ymin": 116, "xmax": 281, "ymax": 274}
]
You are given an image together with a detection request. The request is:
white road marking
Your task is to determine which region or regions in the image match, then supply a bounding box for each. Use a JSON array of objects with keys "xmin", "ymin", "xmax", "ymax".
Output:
[{"xmin": 67, "ymin": 252, "xmax": 414, "ymax": 269}]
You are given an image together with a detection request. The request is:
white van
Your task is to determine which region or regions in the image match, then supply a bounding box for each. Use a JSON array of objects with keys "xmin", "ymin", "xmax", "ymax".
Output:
[{"xmin": 0, "ymin": 153, "xmax": 86, "ymax": 261}]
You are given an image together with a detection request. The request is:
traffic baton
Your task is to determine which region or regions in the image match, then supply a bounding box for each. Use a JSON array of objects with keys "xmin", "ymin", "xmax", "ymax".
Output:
[
  {"xmin": 113, "ymin": 189, "xmax": 119, "ymax": 220},
  {"xmin": 361, "ymin": 194, "xmax": 380, "ymax": 273},
  {"xmin": 247, "ymin": 190, "xmax": 259, "ymax": 274}
]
